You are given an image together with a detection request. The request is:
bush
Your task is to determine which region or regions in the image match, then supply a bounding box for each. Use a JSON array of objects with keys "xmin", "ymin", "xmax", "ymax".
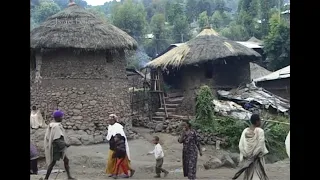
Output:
[
  {"xmin": 193, "ymin": 85, "xmax": 289, "ymax": 160},
  {"xmin": 195, "ymin": 85, "xmax": 215, "ymax": 127}
]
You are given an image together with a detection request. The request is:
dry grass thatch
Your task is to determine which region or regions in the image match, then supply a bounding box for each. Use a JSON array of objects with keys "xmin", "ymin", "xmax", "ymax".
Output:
[
  {"xmin": 247, "ymin": 37, "xmax": 263, "ymax": 45},
  {"xmin": 250, "ymin": 62, "xmax": 272, "ymax": 80},
  {"xmin": 146, "ymin": 28, "xmax": 261, "ymax": 69},
  {"xmin": 30, "ymin": 5, "xmax": 137, "ymax": 51}
]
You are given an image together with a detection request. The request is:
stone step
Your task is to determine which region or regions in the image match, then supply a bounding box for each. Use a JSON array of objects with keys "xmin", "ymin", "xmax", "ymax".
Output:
[
  {"xmin": 152, "ymin": 116, "xmax": 165, "ymax": 121},
  {"xmin": 155, "ymin": 111, "xmax": 173, "ymax": 116},
  {"xmin": 167, "ymin": 114, "xmax": 195, "ymax": 120},
  {"xmin": 165, "ymin": 97, "xmax": 184, "ymax": 103},
  {"xmin": 158, "ymin": 107, "xmax": 176, "ymax": 112},
  {"xmin": 163, "ymin": 104, "xmax": 180, "ymax": 108},
  {"xmin": 166, "ymin": 92, "xmax": 183, "ymax": 98}
]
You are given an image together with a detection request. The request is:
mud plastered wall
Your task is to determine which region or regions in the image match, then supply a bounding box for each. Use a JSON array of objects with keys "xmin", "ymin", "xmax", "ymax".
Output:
[
  {"xmin": 31, "ymin": 49, "xmax": 132, "ymax": 136},
  {"xmin": 176, "ymin": 60, "xmax": 251, "ymax": 116}
]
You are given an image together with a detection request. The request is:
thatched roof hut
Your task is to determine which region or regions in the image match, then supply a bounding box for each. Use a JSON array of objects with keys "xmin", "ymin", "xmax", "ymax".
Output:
[
  {"xmin": 30, "ymin": 3, "xmax": 137, "ymax": 51},
  {"xmin": 146, "ymin": 28, "xmax": 261, "ymax": 69},
  {"xmin": 247, "ymin": 37, "xmax": 263, "ymax": 46},
  {"xmin": 30, "ymin": 1, "xmax": 138, "ymax": 134},
  {"xmin": 249, "ymin": 62, "xmax": 272, "ymax": 80}
]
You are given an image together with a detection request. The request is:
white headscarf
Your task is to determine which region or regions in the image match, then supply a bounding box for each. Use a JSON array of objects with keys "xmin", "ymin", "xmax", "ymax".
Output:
[{"xmin": 106, "ymin": 116, "xmax": 131, "ymax": 160}]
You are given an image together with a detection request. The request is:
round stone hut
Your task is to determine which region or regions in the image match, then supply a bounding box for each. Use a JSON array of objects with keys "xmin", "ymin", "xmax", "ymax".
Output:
[
  {"xmin": 146, "ymin": 28, "xmax": 261, "ymax": 116},
  {"xmin": 30, "ymin": 2, "xmax": 137, "ymax": 135}
]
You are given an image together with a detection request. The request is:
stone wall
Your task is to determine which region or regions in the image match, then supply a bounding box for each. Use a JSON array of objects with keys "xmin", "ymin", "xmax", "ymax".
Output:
[
  {"xmin": 31, "ymin": 49, "xmax": 132, "ymax": 135},
  {"xmin": 175, "ymin": 60, "xmax": 251, "ymax": 116},
  {"xmin": 134, "ymin": 117, "xmax": 227, "ymax": 146}
]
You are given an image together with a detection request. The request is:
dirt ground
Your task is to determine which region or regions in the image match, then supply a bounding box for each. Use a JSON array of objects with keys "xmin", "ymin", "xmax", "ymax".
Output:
[{"xmin": 31, "ymin": 127, "xmax": 290, "ymax": 180}]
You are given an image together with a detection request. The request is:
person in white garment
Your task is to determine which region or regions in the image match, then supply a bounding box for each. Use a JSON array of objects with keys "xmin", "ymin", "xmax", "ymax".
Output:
[
  {"xmin": 147, "ymin": 136, "xmax": 169, "ymax": 178},
  {"xmin": 30, "ymin": 105, "xmax": 46, "ymax": 129},
  {"xmin": 232, "ymin": 114, "xmax": 269, "ymax": 180},
  {"xmin": 285, "ymin": 131, "xmax": 290, "ymax": 158},
  {"xmin": 105, "ymin": 114, "xmax": 135, "ymax": 177}
]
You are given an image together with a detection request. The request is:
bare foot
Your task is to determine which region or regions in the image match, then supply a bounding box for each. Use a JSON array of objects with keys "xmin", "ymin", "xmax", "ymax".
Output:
[{"xmin": 164, "ymin": 171, "xmax": 169, "ymax": 177}]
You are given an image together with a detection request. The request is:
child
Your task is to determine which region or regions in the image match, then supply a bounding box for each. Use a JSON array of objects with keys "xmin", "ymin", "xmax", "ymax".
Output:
[
  {"xmin": 147, "ymin": 136, "xmax": 169, "ymax": 178},
  {"xmin": 113, "ymin": 133, "xmax": 129, "ymax": 179},
  {"xmin": 30, "ymin": 142, "xmax": 39, "ymax": 175}
]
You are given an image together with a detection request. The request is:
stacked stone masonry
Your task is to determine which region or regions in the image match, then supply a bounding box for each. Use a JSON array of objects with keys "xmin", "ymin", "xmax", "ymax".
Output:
[{"xmin": 31, "ymin": 50, "xmax": 133, "ymax": 135}]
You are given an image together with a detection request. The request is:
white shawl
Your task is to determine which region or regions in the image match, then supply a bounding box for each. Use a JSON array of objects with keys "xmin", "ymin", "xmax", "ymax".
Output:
[
  {"xmin": 239, "ymin": 127, "xmax": 269, "ymax": 162},
  {"xmin": 30, "ymin": 110, "xmax": 46, "ymax": 129},
  {"xmin": 285, "ymin": 131, "xmax": 290, "ymax": 159},
  {"xmin": 44, "ymin": 122, "xmax": 68, "ymax": 166},
  {"xmin": 106, "ymin": 123, "xmax": 131, "ymax": 160}
]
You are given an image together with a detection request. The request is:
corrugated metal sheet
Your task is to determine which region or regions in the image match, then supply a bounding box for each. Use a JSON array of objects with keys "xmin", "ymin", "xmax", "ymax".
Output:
[
  {"xmin": 218, "ymin": 83, "xmax": 290, "ymax": 112},
  {"xmin": 236, "ymin": 41, "xmax": 263, "ymax": 49},
  {"xmin": 254, "ymin": 66, "xmax": 290, "ymax": 82}
]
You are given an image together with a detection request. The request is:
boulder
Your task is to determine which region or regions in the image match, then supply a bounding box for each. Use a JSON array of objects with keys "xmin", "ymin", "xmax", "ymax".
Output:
[
  {"xmin": 230, "ymin": 153, "xmax": 240, "ymax": 166},
  {"xmin": 155, "ymin": 123, "xmax": 164, "ymax": 132},
  {"xmin": 68, "ymin": 136, "xmax": 82, "ymax": 146},
  {"xmin": 81, "ymin": 135, "xmax": 95, "ymax": 145},
  {"xmin": 203, "ymin": 157, "xmax": 222, "ymax": 170},
  {"xmin": 221, "ymin": 154, "xmax": 236, "ymax": 168},
  {"xmin": 93, "ymin": 135, "xmax": 104, "ymax": 144}
]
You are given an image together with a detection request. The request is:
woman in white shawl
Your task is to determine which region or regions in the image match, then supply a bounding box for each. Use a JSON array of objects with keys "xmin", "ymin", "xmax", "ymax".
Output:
[
  {"xmin": 105, "ymin": 114, "xmax": 135, "ymax": 177},
  {"xmin": 285, "ymin": 131, "xmax": 290, "ymax": 158},
  {"xmin": 232, "ymin": 114, "xmax": 269, "ymax": 180},
  {"xmin": 30, "ymin": 105, "xmax": 46, "ymax": 129}
]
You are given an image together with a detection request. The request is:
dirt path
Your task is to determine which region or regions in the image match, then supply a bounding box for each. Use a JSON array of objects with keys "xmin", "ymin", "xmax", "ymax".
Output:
[{"xmin": 31, "ymin": 127, "xmax": 289, "ymax": 180}]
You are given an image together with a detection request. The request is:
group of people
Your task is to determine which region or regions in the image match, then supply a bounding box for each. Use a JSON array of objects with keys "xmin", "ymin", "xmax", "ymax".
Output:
[{"xmin": 31, "ymin": 106, "xmax": 289, "ymax": 180}]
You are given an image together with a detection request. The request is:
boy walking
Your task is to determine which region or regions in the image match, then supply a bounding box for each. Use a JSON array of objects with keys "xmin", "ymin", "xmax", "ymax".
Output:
[{"xmin": 147, "ymin": 136, "xmax": 169, "ymax": 178}]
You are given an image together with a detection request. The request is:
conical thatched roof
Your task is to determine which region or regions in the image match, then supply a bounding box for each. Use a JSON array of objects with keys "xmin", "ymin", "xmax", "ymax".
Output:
[
  {"xmin": 247, "ymin": 37, "xmax": 263, "ymax": 45},
  {"xmin": 146, "ymin": 28, "xmax": 261, "ymax": 69},
  {"xmin": 250, "ymin": 62, "xmax": 272, "ymax": 80},
  {"xmin": 30, "ymin": 4, "xmax": 137, "ymax": 51}
]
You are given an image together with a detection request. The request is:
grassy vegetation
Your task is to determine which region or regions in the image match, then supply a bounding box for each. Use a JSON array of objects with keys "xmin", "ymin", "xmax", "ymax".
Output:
[{"xmin": 193, "ymin": 85, "xmax": 290, "ymax": 161}]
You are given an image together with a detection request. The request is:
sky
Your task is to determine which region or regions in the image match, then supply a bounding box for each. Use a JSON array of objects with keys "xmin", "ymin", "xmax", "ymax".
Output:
[{"xmin": 85, "ymin": 0, "xmax": 119, "ymax": 6}]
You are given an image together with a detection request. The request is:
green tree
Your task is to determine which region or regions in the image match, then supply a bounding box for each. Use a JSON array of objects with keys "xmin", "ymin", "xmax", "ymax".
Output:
[
  {"xmin": 172, "ymin": 14, "xmax": 190, "ymax": 43},
  {"xmin": 211, "ymin": 11, "xmax": 232, "ymax": 30},
  {"xmin": 150, "ymin": 13, "xmax": 171, "ymax": 55},
  {"xmin": 198, "ymin": 11, "xmax": 209, "ymax": 30},
  {"xmin": 263, "ymin": 13, "xmax": 290, "ymax": 71},
  {"xmin": 197, "ymin": 0, "xmax": 213, "ymax": 16},
  {"xmin": 236, "ymin": 0, "xmax": 260, "ymax": 37},
  {"xmin": 87, "ymin": 6, "xmax": 108, "ymax": 22},
  {"xmin": 165, "ymin": 1, "xmax": 184, "ymax": 24},
  {"xmin": 186, "ymin": 0, "xmax": 199, "ymax": 23},
  {"xmin": 32, "ymin": 0, "xmax": 61, "ymax": 24},
  {"xmin": 220, "ymin": 21, "xmax": 249, "ymax": 40},
  {"xmin": 213, "ymin": 0, "xmax": 226, "ymax": 12},
  {"xmin": 112, "ymin": 0, "xmax": 147, "ymax": 37}
]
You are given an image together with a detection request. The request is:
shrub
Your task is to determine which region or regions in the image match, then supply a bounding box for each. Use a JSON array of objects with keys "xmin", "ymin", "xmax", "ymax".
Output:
[{"xmin": 195, "ymin": 85, "xmax": 215, "ymax": 127}]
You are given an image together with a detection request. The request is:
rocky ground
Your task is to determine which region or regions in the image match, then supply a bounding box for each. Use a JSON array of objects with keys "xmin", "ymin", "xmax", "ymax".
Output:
[{"xmin": 31, "ymin": 127, "xmax": 290, "ymax": 180}]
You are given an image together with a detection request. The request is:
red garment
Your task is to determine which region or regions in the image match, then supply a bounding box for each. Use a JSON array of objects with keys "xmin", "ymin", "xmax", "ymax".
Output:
[{"xmin": 115, "ymin": 158, "xmax": 129, "ymax": 175}]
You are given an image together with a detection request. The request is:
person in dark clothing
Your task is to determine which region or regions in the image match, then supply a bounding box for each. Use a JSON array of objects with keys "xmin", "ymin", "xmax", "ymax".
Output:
[
  {"xmin": 43, "ymin": 110, "xmax": 74, "ymax": 180},
  {"xmin": 30, "ymin": 143, "xmax": 39, "ymax": 175},
  {"xmin": 113, "ymin": 134, "xmax": 129, "ymax": 179},
  {"xmin": 178, "ymin": 121, "xmax": 202, "ymax": 180}
]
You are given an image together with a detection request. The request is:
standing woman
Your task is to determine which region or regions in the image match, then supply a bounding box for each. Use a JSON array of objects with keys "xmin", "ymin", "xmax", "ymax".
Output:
[
  {"xmin": 106, "ymin": 114, "xmax": 135, "ymax": 177},
  {"xmin": 178, "ymin": 121, "xmax": 202, "ymax": 180}
]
